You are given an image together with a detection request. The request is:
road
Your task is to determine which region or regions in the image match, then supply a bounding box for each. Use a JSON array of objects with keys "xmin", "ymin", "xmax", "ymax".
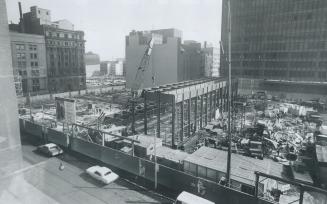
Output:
[{"xmin": 0, "ymin": 136, "xmax": 173, "ymax": 204}]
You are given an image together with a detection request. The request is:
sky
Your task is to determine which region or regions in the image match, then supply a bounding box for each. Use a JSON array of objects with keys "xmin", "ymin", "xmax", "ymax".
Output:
[{"xmin": 6, "ymin": 0, "xmax": 222, "ymax": 61}]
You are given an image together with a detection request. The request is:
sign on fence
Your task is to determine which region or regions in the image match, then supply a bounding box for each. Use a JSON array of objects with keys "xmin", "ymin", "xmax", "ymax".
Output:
[{"xmin": 55, "ymin": 97, "xmax": 76, "ymax": 124}]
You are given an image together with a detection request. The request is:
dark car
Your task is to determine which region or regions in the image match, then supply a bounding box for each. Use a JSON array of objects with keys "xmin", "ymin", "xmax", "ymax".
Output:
[{"xmin": 37, "ymin": 143, "xmax": 63, "ymax": 157}]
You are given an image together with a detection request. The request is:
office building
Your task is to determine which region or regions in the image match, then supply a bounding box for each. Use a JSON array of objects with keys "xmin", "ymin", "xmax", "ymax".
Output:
[
  {"xmin": 10, "ymin": 32, "xmax": 47, "ymax": 95},
  {"xmin": 203, "ymin": 42, "xmax": 220, "ymax": 77},
  {"xmin": 100, "ymin": 61, "xmax": 109, "ymax": 75},
  {"xmin": 85, "ymin": 51, "xmax": 100, "ymax": 65},
  {"xmin": 125, "ymin": 29, "xmax": 205, "ymax": 89},
  {"xmin": 10, "ymin": 5, "xmax": 86, "ymax": 93},
  {"xmin": 221, "ymin": 0, "xmax": 327, "ymax": 96}
]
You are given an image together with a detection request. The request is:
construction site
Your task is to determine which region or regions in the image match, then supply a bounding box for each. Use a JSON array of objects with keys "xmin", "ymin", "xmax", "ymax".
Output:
[
  {"xmin": 15, "ymin": 25, "xmax": 327, "ymax": 204},
  {"xmin": 18, "ymin": 76, "xmax": 327, "ymax": 203}
]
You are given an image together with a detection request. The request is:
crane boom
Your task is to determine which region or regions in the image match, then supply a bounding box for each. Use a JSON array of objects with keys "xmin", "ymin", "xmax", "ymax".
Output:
[
  {"xmin": 130, "ymin": 37, "xmax": 154, "ymax": 134},
  {"xmin": 132, "ymin": 38, "xmax": 154, "ymax": 95}
]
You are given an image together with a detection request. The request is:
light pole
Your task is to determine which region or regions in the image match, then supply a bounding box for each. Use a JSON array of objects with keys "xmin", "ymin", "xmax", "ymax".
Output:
[{"xmin": 226, "ymin": 0, "xmax": 232, "ymax": 186}]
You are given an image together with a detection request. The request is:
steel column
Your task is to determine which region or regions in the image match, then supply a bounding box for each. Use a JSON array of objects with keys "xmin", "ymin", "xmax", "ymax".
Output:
[
  {"xmin": 200, "ymin": 93, "xmax": 204, "ymax": 128},
  {"xmin": 187, "ymin": 91, "xmax": 191, "ymax": 137},
  {"xmin": 171, "ymin": 96, "xmax": 176, "ymax": 148},
  {"xmin": 156, "ymin": 91, "xmax": 160, "ymax": 138},
  {"xmin": 209, "ymin": 91, "xmax": 213, "ymax": 122},
  {"xmin": 144, "ymin": 93, "xmax": 147, "ymax": 135},
  {"xmin": 180, "ymin": 93, "xmax": 184, "ymax": 142},
  {"xmin": 194, "ymin": 90, "xmax": 198, "ymax": 132},
  {"xmin": 205, "ymin": 89, "xmax": 208, "ymax": 126}
]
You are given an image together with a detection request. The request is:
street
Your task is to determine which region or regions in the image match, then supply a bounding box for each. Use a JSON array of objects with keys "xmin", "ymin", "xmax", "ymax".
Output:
[{"xmin": 0, "ymin": 135, "xmax": 173, "ymax": 204}]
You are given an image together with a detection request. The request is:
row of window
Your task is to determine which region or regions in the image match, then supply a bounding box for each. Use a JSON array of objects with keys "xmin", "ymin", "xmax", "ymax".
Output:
[
  {"xmin": 232, "ymin": 51, "xmax": 327, "ymax": 61},
  {"xmin": 15, "ymin": 44, "xmax": 37, "ymax": 51},
  {"xmin": 232, "ymin": 69, "xmax": 320, "ymax": 79},
  {"xmin": 46, "ymin": 31, "xmax": 82, "ymax": 40},
  {"xmin": 47, "ymin": 40, "xmax": 84, "ymax": 47},
  {"xmin": 18, "ymin": 69, "xmax": 40, "ymax": 76},
  {"xmin": 16, "ymin": 53, "xmax": 38, "ymax": 60},
  {"xmin": 17, "ymin": 61, "xmax": 39, "ymax": 68}
]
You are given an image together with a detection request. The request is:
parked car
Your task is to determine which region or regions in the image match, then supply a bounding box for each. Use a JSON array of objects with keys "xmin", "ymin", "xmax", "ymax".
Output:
[
  {"xmin": 37, "ymin": 143, "xmax": 63, "ymax": 157},
  {"xmin": 86, "ymin": 165, "xmax": 119, "ymax": 184}
]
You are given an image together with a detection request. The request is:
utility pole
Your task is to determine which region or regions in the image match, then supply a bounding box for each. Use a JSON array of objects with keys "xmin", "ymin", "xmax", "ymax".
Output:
[{"xmin": 226, "ymin": 0, "xmax": 232, "ymax": 186}]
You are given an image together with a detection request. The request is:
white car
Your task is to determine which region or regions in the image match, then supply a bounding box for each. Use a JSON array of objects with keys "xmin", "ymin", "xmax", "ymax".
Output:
[{"xmin": 86, "ymin": 166, "xmax": 119, "ymax": 184}]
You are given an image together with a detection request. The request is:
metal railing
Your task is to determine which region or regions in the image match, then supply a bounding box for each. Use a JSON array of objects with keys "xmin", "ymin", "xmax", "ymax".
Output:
[{"xmin": 254, "ymin": 171, "xmax": 327, "ymax": 204}]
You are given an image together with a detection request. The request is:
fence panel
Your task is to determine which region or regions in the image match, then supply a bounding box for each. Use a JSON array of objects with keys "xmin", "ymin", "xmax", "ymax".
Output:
[
  {"xmin": 70, "ymin": 138, "xmax": 102, "ymax": 159},
  {"xmin": 47, "ymin": 128, "xmax": 69, "ymax": 147},
  {"xmin": 22, "ymin": 120, "xmax": 43, "ymax": 138},
  {"xmin": 100, "ymin": 146, "xmax": 139, "ymax": 175}
]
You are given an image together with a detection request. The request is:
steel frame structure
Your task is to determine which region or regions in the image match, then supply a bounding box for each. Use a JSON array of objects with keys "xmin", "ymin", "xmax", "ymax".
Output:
[{"xmin": 143, "ymin": 77, "xmax": 238, "ymax": 148}]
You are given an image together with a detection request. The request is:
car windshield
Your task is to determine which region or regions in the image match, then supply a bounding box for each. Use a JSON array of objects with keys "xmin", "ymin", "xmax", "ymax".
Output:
[
  {"xmin": 49, "ymin": 146, "xmax": 59, "ymax": 150},
  {"xmin": 104, "ymin": 171, "xmax": 111, "ymax": 176}
]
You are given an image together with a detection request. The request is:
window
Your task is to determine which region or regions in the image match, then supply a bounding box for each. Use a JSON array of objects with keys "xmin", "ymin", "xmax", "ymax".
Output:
[
  {"xmin": 64, "ymin": 34, "xmax": 68, "ymax": 38},
  {"xmin": 57, "ymin": 33, "xmax": 60, "ymax": 37},
  {"xmin": 31, "ymin": 70, "xmax": 40, "ymax": 76},
  {"xmin": 16, "ymin": 53, "xmax": 26, "ymax": 60},
  {"xmin": 16, "ymin": 44, "xmax": 25, "ymax": 50},
  {"xmin": 18, "ymin": 61, "xmax": 26, "ymax": 67},
  {"xmin": 198, "ymin": 166, "xmax": 206, "ymax": 178},
  {"xmin": 38, "ymin": 10, "xmax": 40, "ymax": 14},
  {"xmin": 207, "ymin": 168, "xmax": 217, "ymax": 181},
  {"xmin": 29, "ymin": 45, "xmax": 37, "ymax": 51},
  {"xmin": 30, "ymin": 53, "xmax": 38, "ymax": 59},
  {"xmin": 94, "ymin": 171, "xmax": 101, "ymax": 176}
]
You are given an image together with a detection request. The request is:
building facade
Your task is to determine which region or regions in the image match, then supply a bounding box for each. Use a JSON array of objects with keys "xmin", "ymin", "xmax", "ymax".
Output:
[
  {"xmin": 221, "ymin": 0, "xmax": 327, "ymax": 82},
  {"xmin": 10, "ymin": 5, "xmax": 86, "ymax": 93},
  {"xmin": 203, "ymin": 43, "xmax": 220, "ymax": 77},
  {"xmin": 125, "ymin": 29, "xmax": 205, "ymax": 89},
  {"xmin": 85, "ymin": 51, "xmax": 100, "ymax": 65},
  {"xmin": 10, "ymin": 32, "xmax": 47, "ymax": 95}
]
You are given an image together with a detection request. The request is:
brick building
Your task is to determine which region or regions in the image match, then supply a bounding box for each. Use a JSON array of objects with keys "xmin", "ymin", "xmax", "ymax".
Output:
[
  {"xmin": 10, "ymin": 32, "xmax": 47, "ymax": 95},
  {"xmin": 10, "ymin": 5, "xmax": 86, "ymax": 93}
]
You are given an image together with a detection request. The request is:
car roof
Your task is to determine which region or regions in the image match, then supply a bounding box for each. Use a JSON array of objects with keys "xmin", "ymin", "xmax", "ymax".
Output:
[
  {"xmin": 93, "ymin": 166, "xmax": 111, "ymax": 174},
  {"xmin": 177, "ymin": 191, "xmax": 214, "ymax": 204},
  {"xmin": 44, "ymin": 143, "xmax": 57, "ymax": 148}
]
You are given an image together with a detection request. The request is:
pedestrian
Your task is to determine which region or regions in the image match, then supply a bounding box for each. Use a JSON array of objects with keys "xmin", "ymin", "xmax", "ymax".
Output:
[{"xmin": 59, "ymin": 162, "xmax": 65, "ymax": 171}]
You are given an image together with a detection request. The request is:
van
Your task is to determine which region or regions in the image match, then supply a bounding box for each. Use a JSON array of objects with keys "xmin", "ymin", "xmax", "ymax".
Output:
[{"xmin": 175, "ymin": 191, "xmax": 214, "ymax": 204}]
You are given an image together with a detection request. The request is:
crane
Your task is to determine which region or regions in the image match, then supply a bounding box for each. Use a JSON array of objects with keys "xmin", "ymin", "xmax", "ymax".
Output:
[
  {"xmin": 131, "ymin": 38, "xmax": 154, "ymax": 96},
  {"xmin": 130, "ymin": 37, "xmax": 154, "ymax": 134}
]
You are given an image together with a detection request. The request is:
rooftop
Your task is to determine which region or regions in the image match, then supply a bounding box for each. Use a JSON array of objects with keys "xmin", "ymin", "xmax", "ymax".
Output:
[{"xmin": 184, "ymin": 146, "xmax": 284, "ymax": 186}]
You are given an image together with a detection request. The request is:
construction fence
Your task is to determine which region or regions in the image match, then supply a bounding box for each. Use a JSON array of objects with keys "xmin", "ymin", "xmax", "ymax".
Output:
[{"xmin": 20, "ymin": 118, "xmax": 296, "ymax": 204}]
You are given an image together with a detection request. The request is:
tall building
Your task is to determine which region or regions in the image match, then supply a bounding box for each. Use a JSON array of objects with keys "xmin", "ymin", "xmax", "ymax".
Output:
[
  {"xmin": 10, "ymin": 5, "xmax": 86, "ymax": 93},
  {"xmin": 100, "ymin": 61, "xmax": 109, "ymax": 75},
  {"xmin": 181, "ymin": 40, "xmax": 204, "ymax": 80},
  {"xmin": 125, "ymin": 28, "xmax": 204, "ymax": 89},
  {"xmin": 10, "ymin": 32, "xmax": 47, "ymax": 95},
  {"xmin": 85, "ymin": 51, "xmax": 100, "ymax": 65},
  {"xmin": 221, "ymin": 0, "xmax": 327, "ymax": 93},
  {"xmin": 202, "ymin": 42, "xmax": 220, "ymax": 77}
]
